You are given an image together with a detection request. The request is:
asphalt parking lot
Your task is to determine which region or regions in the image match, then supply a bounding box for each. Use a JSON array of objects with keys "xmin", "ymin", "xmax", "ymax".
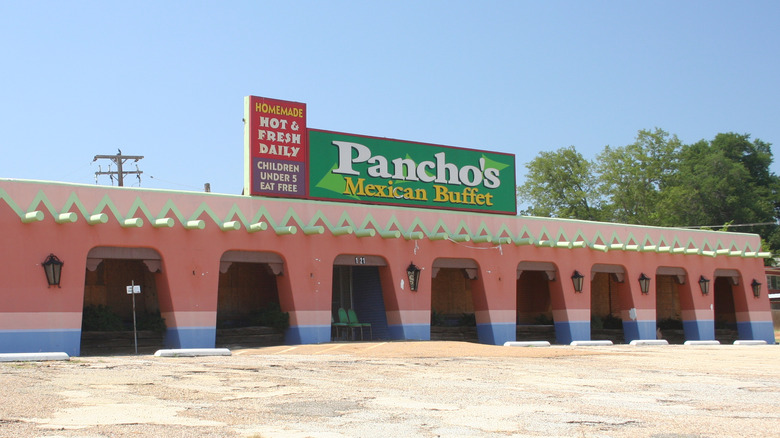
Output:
[{"xmin": 1, "ymin": 341, "xmax": 779, "ymax": 437}]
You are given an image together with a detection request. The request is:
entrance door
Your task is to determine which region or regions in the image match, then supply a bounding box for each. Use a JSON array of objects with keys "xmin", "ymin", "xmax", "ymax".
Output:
[{"xmin": 332, "ymin": 255, "xmax": 389, "ymax": 340}]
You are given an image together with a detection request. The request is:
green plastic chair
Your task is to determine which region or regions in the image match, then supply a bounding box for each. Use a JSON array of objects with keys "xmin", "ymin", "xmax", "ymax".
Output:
[
  {"xmin": 338, "ymin": 308, "xmax": 360, "ymax": 340},
  {"xmin": 347, "ymin": 308, "xmax": 372, "ymax": 341},
  {"xmin": 332, "ymin": 314, "xmax": 348, "ymax": 340}
]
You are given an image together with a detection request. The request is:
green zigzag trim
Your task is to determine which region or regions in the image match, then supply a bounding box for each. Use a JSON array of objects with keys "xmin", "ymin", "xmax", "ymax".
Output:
[
  {"xmin": 157, "ymin": 199, "xmax": 189, "ymax": 222},
  {"xmin": 571, "ymin": 230, "xmax": 589, "ymax": 245},
  {"xmin": 624, "ymin": 232, "xmax": 640, "ymax": 246},
  {"xmin": 429, "ymin": 219, "xmax": 453, "ymax": 236},
  {"xmin": 475, "ymin": 221, "xmax": 492, "ymax": 238},
  {"xmin": 0, "ymin": 183, "xmax": 766, "ymax": 258},
  {"xmin": 0, "ymin": 188, "xmax": 24, "ymax": 215},
  {"xmin": 555, "ymin": 228, "xmax": 571, "ymax": 243},
  {"xmin": 515, "ymin": 225, "xmax": 534, "ymax": 242},
  {"xmin": 536, "ymin": 226, "xmax": 553, "ymax": 242},
  {"xmin": 607, "ymin": 231, "xmax": 623, "ymax": 246},
  {"xmin": 494, "ymin": 223, "xmax": 515, "ymax": 240},
  {"xmin": 590, "ymin": 231, "xmax": 607, "ymax": 246}
]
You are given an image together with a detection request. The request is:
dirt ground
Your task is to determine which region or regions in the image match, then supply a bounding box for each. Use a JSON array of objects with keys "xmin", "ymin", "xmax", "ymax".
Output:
[{"xmin": 1, "ymin": 341, "xmax": 779, "ymax": 438}]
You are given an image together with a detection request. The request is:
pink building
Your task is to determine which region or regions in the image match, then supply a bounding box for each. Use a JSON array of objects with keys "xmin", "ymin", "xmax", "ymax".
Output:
[
  {"xmin": 0, "ymin": 96, "xmax": 774, "ymax": 355},
  {"xmin": 0, "ymin": 176, "xmax": 774, "ymax": 356}
]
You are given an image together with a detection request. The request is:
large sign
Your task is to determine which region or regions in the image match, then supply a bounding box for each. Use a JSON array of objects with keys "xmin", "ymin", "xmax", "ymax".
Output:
[
  {"xmin": 244, "ymin": 96, "xmax": 516, "ymax": 215},
  {"xmin": 244, "ymin": 96, "xmax": 308, "ymax": 197},
  {"xmin": 308, "ymin": 130, "xmax": 516, "ymax": 214}
]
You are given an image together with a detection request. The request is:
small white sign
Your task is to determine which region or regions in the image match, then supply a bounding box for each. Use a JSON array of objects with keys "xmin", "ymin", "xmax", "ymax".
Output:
[{"xmin": 126, "ymin": 285, "xmax": 141, "ymax": 294}]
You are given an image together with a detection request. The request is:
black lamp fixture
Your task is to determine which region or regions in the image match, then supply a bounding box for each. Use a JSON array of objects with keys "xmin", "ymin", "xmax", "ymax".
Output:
[
  {"xmin": 406, "ymin": 262, "xmax": 421, "ymax": 292},
  {"xmin": 698, "ymin": 275, "xmax": 711, "ymax": 295},
  {"xmin": 571, "ymin": 270, "xmax": 584, "ymax": 293},
  {"xmin": 638, "ymin": 273, "xmax": 651, "ymax": 295},
  {"xmin": 42, "ymin": 253, "xmax": 64, "ymax": 288},
  {"xmin": 751, "ymin": 279, "xmax": 761, "ymax": 298}
]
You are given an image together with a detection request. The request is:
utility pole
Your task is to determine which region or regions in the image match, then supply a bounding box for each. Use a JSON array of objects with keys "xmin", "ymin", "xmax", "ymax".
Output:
[{"xmin": 94, "ymin": 149, "xmax": 144, "ymax": 187}]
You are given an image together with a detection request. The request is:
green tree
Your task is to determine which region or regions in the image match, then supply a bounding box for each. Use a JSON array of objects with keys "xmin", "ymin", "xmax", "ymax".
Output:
[
  {"xmin": 516, "ymin": 129, "xmax": 780, "ymax": 258},
  {"xmin": 517, "ymin": 146, "xmax": 603, "ymax": 220},
  {"xmin": 596, "ymin": 128, "xmax": 682, "ymax": 225},
  {"xmin": 663, "ymin": 133, "xmax": 779, "ymax": 253}
]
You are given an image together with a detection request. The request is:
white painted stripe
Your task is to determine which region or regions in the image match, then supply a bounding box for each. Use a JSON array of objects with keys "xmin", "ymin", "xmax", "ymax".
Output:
[
  {"xmin": 363, "ymin": 342, "xmax": 387, "ymax": 351},
  {"xmin": 153, "ymin": 348, "xmax": 231, "ymax": 357},
  {"xmin": 314, "ymin": 344, "xmax": 345, "ymax": 354}
]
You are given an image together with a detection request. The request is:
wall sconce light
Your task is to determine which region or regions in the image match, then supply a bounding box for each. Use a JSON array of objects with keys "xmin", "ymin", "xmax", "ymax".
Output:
[
  {"xmin": 406, "ymin": 262, "xmax": 421, "ymax": 292},
  {"xmin": 751, "ymin": 279, "xmax": 761, "ymax": 298},
  {"xmin": 698, "ymin": 275, "xmax": 710, "ymax": 295},
  {"xmin": 42, "ymin": 253, "xmax": 64, "ymax": 288},
  {"xmin": 638, "ymin": 273, "xmax": 651, "ymax": 294},
  {"xmin": 571, "ymin": 270, "xmax": 584, "ymax": 293}
]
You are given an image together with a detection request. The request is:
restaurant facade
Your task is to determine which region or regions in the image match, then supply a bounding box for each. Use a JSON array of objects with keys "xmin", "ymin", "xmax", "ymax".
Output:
[{"xmin": 0, "ymin": 97, "xmax": 774, "ymax": 356}]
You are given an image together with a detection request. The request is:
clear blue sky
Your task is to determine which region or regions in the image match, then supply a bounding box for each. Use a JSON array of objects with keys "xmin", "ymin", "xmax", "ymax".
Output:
[{"xmin": 1, "ymin": 1, "xmax": 778, "ymax": 196}]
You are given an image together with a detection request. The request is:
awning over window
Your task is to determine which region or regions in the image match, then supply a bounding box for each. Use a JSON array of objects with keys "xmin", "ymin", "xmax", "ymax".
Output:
[
  {"xmin": 220, "ymin": 250, "xmax": 285, "ymax": 275},
  {"xmin": 516, "ymin": 261, "xmax": 557, "ymax": 281},
  {"xmin": 86, "ymin": 246, "xmax": 162, "ymax": 272},
  {"xmin": 432, "ymin": 258, "xmax": 478, "ymax": 280}
]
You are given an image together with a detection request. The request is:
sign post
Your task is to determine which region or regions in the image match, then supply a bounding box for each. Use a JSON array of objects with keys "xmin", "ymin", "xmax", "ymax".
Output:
[{"xmin": 126, "ymin": 281, "xmax": 141, "ymax": 354}]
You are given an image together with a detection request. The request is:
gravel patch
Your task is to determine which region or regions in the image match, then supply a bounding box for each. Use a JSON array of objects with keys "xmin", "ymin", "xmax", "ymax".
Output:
[{"xmin": 0, "ymin": 342, "xmax": 778, "ymax": 437}]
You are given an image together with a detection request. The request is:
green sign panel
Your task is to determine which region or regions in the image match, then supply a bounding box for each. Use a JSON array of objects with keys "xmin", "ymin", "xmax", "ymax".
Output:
[{"xmin": 308, "ymin": 129, "xmax": 516, "ymax": 214}]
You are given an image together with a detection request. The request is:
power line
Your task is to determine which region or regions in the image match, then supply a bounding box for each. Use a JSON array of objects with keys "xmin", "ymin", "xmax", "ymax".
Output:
[
  {"xmin": 147, "ymin": 175, "xmax": 203, "ymax": 191},
  {"xmin": 94, "ymin": 149, "xmax": 144, "ymax": 187},
  {"xmin": 680, "ymin": 222, "xmax": 777, "ymax": 229}
]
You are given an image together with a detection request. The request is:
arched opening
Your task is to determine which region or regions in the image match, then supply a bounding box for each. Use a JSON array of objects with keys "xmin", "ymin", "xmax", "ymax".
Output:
[
  {"xmin": 516, "ymin": 262, "xmax": 556, "ymax": 343},
  {"xmin": 215, "ymin": 251, "xmax": 286, "ymax": 348},
  {"xmin": 81, "ymin": 247, "xmax": 165, "ymax": 355},
  {"xmin": 655, "ymin": 267, "xmax": 685, "ymax": 343},
  {"xmin": 714, "ymin": 270, "xmax": 740, "ymax": 343},
  {"xmin": 590, "ymin": 265, "xmax": 626, "ymax": 343},
  {"xmin": 331, "ymin": 255, "xmax": 390, "ymax": 341},
  {"xmin": 430, "ymin": 258, "xmax": 478, "ymax": 341}
]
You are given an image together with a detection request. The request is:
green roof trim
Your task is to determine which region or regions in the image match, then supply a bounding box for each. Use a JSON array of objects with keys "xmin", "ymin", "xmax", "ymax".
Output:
[{"xmin": 0, "ymin": 179, "xmax": 768, "ymax": 259}]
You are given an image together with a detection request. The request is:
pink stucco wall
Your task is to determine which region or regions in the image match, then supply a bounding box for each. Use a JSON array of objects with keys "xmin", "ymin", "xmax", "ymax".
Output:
[{"xmin": 0, "ymin": 178, "xmax": 774, "ymax": 354}]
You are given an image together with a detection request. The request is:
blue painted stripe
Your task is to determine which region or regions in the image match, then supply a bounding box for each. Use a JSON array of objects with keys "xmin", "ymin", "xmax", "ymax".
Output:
[
  {"xmin": 476, "ymin": 323, "xmax": 515, "ymax": 345},
  {"xmin": 736, "ymin": 321, "xmax": 776, "ymax": 344},
  {"xmin": 164, "ymin": 326, "xmax": 216, "ymax": 349},
  {"xmin": 682, "ymin": 319, "xmax": 715, "ymax": 341},
  {"xmin": 622, "ymin": 320, "xmax": 656, "ymax": 343},
  {"xmin": 285, "ymin": 325, "xmax": 331, "ymax": 345},
  {"xmin": 0, "ymin": 329, "xmax": 81, "ymax": 357},
  {"xmin": 387, "ymin": 324, "xmax": 430, "ymax": 341},
  {"xmin": 554, "ymin": 321, "xmax": 589, "ymax": 344}
]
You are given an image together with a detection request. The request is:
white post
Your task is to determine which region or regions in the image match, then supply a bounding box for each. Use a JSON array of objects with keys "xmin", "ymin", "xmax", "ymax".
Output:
[{"xmin": 131, "ymin": 281, "xmax": 138, "ymax": 355}]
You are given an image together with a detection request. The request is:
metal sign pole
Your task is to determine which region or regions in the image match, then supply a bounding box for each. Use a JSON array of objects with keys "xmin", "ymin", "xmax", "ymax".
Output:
[{"xmin": 131, "ymin": 280, "xmax": 138, "ymax": 355}]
